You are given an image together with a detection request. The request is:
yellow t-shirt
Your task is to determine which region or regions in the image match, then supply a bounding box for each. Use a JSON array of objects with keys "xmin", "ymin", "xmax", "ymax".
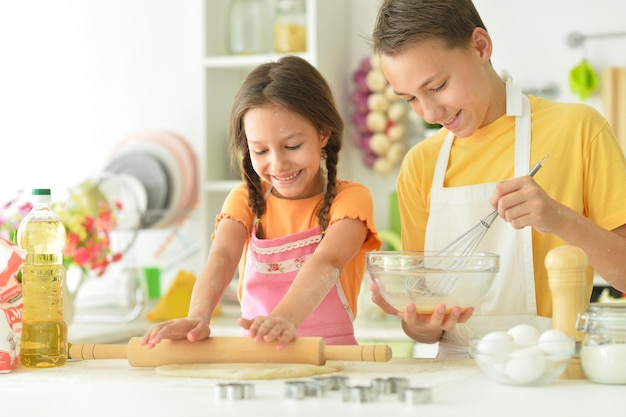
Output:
[
  {"xmin": 398, "ymin": 95, "xmax": 626, "ymax": 317},
  {"xmin": 215, "ymin": 179, "xmax": 382, "ymax": 315}
]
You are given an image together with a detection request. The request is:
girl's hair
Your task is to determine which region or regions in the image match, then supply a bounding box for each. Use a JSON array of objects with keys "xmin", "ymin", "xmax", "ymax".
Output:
[
  {"xmin": 228, "ymin": 55, "xmax": 343, "ymax": 239},
  {"xmin": 371, "ymin": 0, "xmax": 487, "ymax": 55}
]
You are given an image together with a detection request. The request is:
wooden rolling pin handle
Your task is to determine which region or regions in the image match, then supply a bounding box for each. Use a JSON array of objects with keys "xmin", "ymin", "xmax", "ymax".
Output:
[
  {"xmin": 324, "ymin": 344, "xmax": 392, "ymax": 362},
  {"xmin": 69, "ymin": 342, "xmax": 127, "ymax": 360},
  {"xmin": 545, "ymin": 245, "xmax": 590, "ymax": 380}
]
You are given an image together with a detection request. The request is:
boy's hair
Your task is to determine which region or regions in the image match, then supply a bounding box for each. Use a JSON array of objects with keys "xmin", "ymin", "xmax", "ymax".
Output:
[
  {"xmin": 228, "ymin": 55, "xmax": 343, "ymax": 238},
  {"xmin": 371, "ymin": 0, "xmax": 487, "ymax": 55}
]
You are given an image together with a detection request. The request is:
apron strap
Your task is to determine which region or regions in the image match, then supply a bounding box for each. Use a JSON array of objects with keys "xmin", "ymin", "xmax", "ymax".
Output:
[{"xmin": 514, "ymin": 93, "xmax": 531, "ymax": 176}]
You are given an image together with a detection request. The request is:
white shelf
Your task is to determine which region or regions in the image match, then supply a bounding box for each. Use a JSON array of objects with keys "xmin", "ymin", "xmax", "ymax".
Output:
[
  {"xmin": 204, "ymin": 180, "xmax": 241, "ymax": 193},
  {"xmin": 200, "ymin": 0, "xmax": 350, "ymax": 258},
  {"xmin": 204, "ymin": 52, "xmax": 311, "ymax": 69}
]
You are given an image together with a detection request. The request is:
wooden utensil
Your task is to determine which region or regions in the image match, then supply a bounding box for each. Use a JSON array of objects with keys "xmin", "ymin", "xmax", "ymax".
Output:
[
  {"xmin": 545, "ymin": 245, "xmax": 590, "ymax": 380},
  {"xmin": 602, "ymin": 67, "xmax": 626, "ymax": 155},
  {"xmin": 69, "ymin": 336, "xmax": 392, "ymax": 367}
]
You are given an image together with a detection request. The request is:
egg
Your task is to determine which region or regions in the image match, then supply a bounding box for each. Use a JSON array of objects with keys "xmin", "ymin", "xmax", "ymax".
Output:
[
  {"xmin": 475, "ymin": 331, "xmax": 515, "ymax": 356},
  {"xmin": 537, "ymin": 329, "xmax": 572, "ymax": 355},
  {"xmin": 505, "ymin": 348, "xmax": 547, "ymax": 383},
  {"xmin": 507, "ymin": 324, "xmax": 540, "ymax": 348}
]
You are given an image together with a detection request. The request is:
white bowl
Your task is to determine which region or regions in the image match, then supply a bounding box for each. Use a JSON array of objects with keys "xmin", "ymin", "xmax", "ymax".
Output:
[{"xmin": 471, "ymin": 334, "xmax": 575, "ymax": 386}]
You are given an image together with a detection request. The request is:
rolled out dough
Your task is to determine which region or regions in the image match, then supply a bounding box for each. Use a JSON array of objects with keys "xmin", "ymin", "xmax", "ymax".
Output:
[{"xmin": 154, "ymin": 362, "xmax": 343, "ymax": 380}]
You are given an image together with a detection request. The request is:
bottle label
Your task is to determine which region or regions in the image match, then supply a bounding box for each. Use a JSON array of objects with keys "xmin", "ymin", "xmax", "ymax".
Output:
[{"xmin": 0, "ymin": 239, "xmax": 25, "ymax": 373}]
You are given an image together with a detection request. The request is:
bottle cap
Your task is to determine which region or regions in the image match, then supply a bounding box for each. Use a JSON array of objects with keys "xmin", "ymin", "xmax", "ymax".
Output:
[{"xmin": 32, "ymin": 189, "xmax": 51, "ymax": 195}]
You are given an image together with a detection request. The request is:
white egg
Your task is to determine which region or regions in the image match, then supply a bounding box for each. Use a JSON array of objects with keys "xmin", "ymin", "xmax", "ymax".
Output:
[
  {"xmin": 505, "ymin": 348, "xmax": 547, "ymax": 384},
  {"xmin": 537, "ymin": 329, "xmax": 572, "ymax": 355},
  {"xmin": 507, "ymin": 324, "xmax": 540, "ymax": 348},
  {"xmin": 476, "ymin": 331, "xmax": 515, "ymax": 356}
]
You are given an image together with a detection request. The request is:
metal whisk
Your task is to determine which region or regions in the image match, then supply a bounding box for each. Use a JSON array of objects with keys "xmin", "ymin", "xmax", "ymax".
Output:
[
  {"xmin": 406, "ymin": 155, "xmax": 549, "ymax": 299},
  {"xmin": 439, "ymin": 154, "xmax": 549, "ymax": 257}
]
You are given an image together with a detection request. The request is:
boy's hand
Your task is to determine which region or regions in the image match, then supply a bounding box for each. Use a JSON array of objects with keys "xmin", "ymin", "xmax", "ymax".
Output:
[{"xmin": 369, "ymin": 281, "xmax": 474, "ymax": 343}]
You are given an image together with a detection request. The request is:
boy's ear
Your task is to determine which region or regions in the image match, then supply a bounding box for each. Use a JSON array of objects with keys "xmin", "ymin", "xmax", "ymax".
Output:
[{"xmin": 471, "ymin": 28, "xmax": 493, "ymax": 62}]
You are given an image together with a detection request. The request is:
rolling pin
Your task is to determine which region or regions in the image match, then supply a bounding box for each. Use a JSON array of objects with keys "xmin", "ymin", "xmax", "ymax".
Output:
[
  {"xmin": 69, "ymin": 336, "xmax": 392, "ymax": 367},
  {"xmin": 545, "ymin": 245, "xmax": 590, "ymax": 380}
]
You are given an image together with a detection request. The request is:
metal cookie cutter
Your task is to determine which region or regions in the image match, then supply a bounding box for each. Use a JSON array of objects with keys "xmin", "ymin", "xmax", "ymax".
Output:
[
  {"xmin": 285, "ymin": 380, "xmax": 327, "ymax": 400},
  {"xmin": 371, "ymin": 377, "xmax": 392, "ymax": 395},
  {"xmin": 399, "ymin": 387, "xmax": 432, "ymax": 405},
  {"xmin": 314, "ymin": 375, "xmax": 349, "ymax": 391},
  {"xmin": 387, "ymin": 377, "xmax": 410, "ymax": 394},
  {"xmin": 216, "ymin": 382, "xmax": 255, "ymax": 400},
  {"xmin": 341, "ymin": 385, "xmax": 378, "ymax": 403},
  {"xmin": 285, "ymin": 381, "xmax": 307, "ymax": 400}
]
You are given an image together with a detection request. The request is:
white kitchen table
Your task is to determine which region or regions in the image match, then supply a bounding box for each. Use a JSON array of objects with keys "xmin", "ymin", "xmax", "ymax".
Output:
[{"xmin": 1, "ymin": 357, "xmax": 620, "ymax": 416}]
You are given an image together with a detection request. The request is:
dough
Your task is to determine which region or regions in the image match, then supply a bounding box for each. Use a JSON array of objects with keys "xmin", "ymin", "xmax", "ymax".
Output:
[{"xmin": 154, "ymin": 362, "xmax": 343, "ymax": 380}]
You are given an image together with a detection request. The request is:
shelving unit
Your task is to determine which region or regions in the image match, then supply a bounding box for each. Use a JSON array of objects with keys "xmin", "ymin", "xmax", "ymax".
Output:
[{"xmin": 200, "ymin": 0, "xmax": 350, "ymax": 258}]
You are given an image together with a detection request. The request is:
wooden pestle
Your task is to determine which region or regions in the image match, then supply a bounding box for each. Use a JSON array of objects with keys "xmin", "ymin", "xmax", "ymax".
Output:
[
  {"xmin": 545, "ymin": 245, "xmax": 590, "ymax": 380},
  {"xmin": 69, "ymin": 336, "xmax": 392, "ymax": 367}
]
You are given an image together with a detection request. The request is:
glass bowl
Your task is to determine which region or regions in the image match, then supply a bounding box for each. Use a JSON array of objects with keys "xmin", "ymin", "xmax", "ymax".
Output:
[
  {"xmin": 366, "ymin": 251, "xmax": 499, "ymax": 313},
  {"xmin": 470, "ymin": 333, "xmax": 575, "ymax": 386}
]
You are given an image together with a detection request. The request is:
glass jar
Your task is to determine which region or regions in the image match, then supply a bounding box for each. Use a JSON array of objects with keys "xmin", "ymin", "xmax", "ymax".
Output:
[
  {"xmin": 226, "ymin": 0, "xmax": 272, "ymax": 55},
  {"xmin": 273, "ymin": 0, "xmax": 307, "ymax": 53},
  {"xmin": 576, "ymin": 303, "xmax": 626, "ymax": 384}
]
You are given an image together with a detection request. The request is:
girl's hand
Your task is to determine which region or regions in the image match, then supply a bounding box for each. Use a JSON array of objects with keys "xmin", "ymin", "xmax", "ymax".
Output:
[
  {"xmin": 140, "ymin": 317, "xmax": 211, "ymax": 348},
  {"xmin": 238, "ymin": 316, "xmax": 297, "ymax": 349},
  {"xmin": 369, "ymin": 281, "xmax": 474, "ymax": 343}
]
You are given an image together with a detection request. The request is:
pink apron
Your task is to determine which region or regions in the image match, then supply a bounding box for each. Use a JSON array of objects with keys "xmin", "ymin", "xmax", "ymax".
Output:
[{"xmin": 240, "ymin": 223, "xmax": 358, "ymax": 345}]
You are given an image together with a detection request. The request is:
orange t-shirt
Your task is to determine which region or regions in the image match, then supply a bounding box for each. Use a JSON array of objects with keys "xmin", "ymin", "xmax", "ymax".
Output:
[{"xmin": 215, "ymin": 179, "xmax": 381, "ymax": 316}]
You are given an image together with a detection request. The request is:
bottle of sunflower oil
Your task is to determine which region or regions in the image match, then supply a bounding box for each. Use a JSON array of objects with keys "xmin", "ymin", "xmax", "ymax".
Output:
[{"xmin": 17, "ymin": 188, "xmax": 67, "ymax": 368}]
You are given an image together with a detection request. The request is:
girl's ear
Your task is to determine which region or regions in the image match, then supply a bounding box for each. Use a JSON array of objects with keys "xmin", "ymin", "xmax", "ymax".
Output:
[
  {"xmin": 320, "ymin": 131, "xmax": 331, "ymax": 148},
  {"xmin": 471, "ymin": 28, "xmax": 492, "ymax": 63}
]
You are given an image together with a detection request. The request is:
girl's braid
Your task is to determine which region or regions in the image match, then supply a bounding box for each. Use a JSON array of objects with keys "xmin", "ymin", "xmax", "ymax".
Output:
[
  {"xmin": 242, "ymin": 153, "xmax": 266, "ymax": 239},
  {"xmin": 317, "ymin": 138, "xmax": 340, "ymax": 233}
]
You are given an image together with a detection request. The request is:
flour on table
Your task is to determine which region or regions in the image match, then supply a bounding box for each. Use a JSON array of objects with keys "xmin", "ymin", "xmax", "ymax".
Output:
[{"xmin": 154, "ymin": 362, "xmax": 343, "ymax": 380}]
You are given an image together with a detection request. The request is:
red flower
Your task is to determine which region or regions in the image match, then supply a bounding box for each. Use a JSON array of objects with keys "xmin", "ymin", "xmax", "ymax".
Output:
[
  {"xmin": 267, "ymin": 263, "xmax": 282, "ymax": 273},
  {"xmin": 55, "ymin": 193, "xmax": 124, "ymax": 277}
]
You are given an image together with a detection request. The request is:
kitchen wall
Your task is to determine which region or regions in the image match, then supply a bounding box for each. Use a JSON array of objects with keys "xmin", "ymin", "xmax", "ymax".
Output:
[
  {"xmin": 1, "ymin": 0, "xmax": 625, "ymax": 232},
  {"xmin": 0, "ymin": 0, "xmax": 204, "ymax": 201}
]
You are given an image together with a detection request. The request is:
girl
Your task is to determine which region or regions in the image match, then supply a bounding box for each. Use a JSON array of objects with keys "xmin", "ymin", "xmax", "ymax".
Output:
[
  {"xmin": 369, "ymin": 0, "xmax": 626, "ymax": 357},
  {"xmin": 142, "ymin": 56, "xmax": 381, "ymax": 349}
]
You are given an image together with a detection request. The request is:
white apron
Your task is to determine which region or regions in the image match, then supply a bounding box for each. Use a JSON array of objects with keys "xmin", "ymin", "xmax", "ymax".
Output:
[{"xmin": 424, "ymin": 82, "xmax": 538, "ymax": 358}]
